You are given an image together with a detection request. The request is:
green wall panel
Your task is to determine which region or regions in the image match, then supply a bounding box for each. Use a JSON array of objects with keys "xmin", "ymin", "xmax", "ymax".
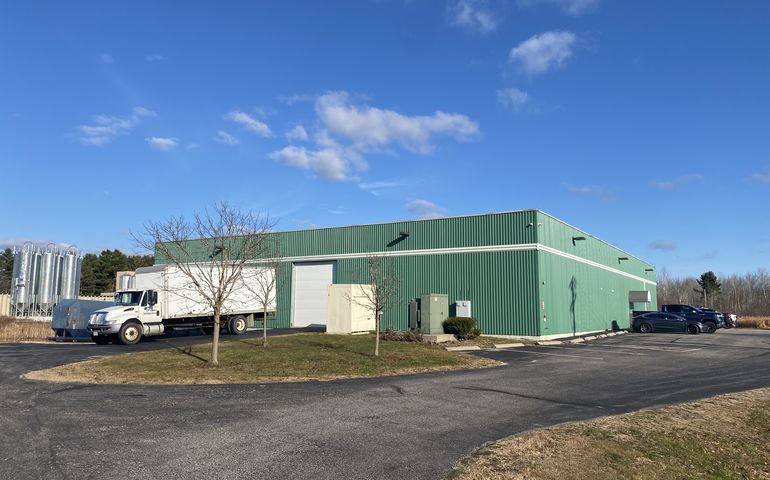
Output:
[{"xmin": 276, "ymin": 250, "xmax": 541, "ymax": 336}]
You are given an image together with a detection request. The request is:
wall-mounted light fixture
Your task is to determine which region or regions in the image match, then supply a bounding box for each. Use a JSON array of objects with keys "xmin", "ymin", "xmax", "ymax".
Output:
[
  {"xmin": 644, "ymin": 268, "xmax": 654, "ymax": 272},
  {"xmin": 572, "ymin": 236, "xmax": 586, "ymax": 246},
  {"xmin": 618, "ymin": 256, "xmax": 629, "ymax": 263},
  {"xmin": 399, "ymin": 231, "xmax": 410, "ymax": 237}
]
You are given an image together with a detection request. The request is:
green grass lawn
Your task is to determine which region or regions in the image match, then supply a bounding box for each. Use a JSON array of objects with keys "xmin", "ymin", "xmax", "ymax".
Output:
[{"xmin": 24, "ymin": 333, "xmax": 499, "ymax": 384}]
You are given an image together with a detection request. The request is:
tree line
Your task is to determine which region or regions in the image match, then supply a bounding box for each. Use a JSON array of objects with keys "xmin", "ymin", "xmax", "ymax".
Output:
[
  {"xmin": 80, "ymin": 250, "xmax": 154, "ymax": 296},
  {"xmin": 657, "ymin": 268, "xmax": 770, "ymax": 316}
]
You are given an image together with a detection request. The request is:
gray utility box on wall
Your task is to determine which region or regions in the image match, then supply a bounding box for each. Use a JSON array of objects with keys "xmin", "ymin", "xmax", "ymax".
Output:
[{"xmin": 420, "ymin": 293, "xmax": 448, "ymax": 334}]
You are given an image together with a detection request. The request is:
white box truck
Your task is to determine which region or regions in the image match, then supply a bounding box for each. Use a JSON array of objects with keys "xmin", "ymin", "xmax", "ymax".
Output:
[{"xmin": 87, "ymin": 264, "xmax": 273, "ymax": 345}]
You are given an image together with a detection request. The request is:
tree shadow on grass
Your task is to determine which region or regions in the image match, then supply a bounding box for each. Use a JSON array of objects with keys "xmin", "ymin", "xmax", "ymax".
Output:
[{"xmin": 157, "ymin": 339, "xmax": 209, "ymax": 363}]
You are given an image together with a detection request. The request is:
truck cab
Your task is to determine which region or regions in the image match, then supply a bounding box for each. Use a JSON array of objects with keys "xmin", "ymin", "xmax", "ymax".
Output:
[{"xmin": 87, "ymin": 289, "xmax": 161, "ymax": 344}]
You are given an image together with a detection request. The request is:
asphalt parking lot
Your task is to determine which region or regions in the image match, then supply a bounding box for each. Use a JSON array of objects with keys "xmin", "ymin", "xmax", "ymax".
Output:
[{"xmin": 1, "ymin": 329, "xmax": 769, "ymax": 480}]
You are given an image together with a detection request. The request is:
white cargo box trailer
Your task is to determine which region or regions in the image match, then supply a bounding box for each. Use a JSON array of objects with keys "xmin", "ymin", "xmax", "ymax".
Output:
[{"xmin": 87, "ymin": 263, "xmax": 275, "ymax": 345}]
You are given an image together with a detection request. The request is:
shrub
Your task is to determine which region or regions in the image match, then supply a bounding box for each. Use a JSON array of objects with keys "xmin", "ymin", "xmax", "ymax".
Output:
[
  {"xmin": 442, "ymin": 317, "xmax": 480, "ymax": 340},
  {"xmin": 380, "ymin": 328, "xmax": 423, "ymax": 342}
]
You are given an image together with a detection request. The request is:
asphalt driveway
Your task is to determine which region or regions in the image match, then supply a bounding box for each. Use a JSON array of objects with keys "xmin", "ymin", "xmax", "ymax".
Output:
[{"xmin": 1, "ymin": 329, "xmax": 769, "ymax": 479}]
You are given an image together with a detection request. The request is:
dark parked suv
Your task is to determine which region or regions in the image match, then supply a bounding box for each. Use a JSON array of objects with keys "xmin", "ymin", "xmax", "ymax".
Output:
[{"xmin": 661, "ymin": 304, "xmax": 724, "ymax": 333}]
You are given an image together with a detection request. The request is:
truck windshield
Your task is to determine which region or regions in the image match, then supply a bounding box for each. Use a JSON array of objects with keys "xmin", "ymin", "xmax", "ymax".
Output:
[{"xmin": 115, "ymin": 291, "xmax": 143, "ymax": 306}]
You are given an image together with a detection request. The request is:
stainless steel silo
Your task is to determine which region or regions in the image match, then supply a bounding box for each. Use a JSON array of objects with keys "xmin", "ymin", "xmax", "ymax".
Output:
[
  {"xmin": 59, "ymin": 247, "xmax": 81, "ymax": 299},
  {"xmin": 38, "ymin": 245, "xmax": 56, "ymax": 312},
  {"xmin": 51, "ymin": 249, "xmax": 63, "ymax": 304},
  {"xmin": 27, "ymin": 248, "xmax": 42, "ymax": 311},
  {"xmin": 11, "ymin": 243, "xmax": 33, "ymax": 309}
]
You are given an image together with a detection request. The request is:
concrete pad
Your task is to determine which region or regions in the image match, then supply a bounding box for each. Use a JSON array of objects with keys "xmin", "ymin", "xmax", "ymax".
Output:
[
  {"xmin": 616, "ymin": 331, "xmax": 628, "ymax": 335},
  {"xmin": 422, "ymin": 334, "xmax": 456, "ymax": 344},
  {"xmin": 605, "ymin": 332, "xmax": 616, "ymax": 337},
  {"xmin": 537, "ymin": 340, "xmax": 562, "ymax": 345},
  {"xmin": 597, "ymin": 334, "xmax": 608, "ymax": 338},
  {"xmin": 445, "ymin": 346, "xmax": 481, "ymax": 352},
  {"xmin": 583, "ymin": 336, "xmax": 597, "ymax": 341},
  {"xmin": 569, "ymin": 338, "xmax": 585, "ymax": 343},
  {"xmin": 494, "ymin": 343, "xmax": 526, "ymax": 349}
]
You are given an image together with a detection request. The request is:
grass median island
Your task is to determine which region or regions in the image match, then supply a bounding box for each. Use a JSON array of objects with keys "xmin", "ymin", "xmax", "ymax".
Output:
[
  {"xmin": 23, "ymin": 333, "xmax": 500, "ymax": 384},
  {"xmin": 449, "ymin": 388, "xmax": 770, "ymax": 480}
]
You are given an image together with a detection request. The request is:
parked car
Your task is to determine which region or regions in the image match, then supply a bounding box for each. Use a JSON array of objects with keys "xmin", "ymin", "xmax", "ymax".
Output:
[
  {"xmin": 660, "ymin": 304, "xmax": 724, "ymax": 333},
  {"xmin": 632, "ymin": 312, "xmax": 708, "ymax": 334}
]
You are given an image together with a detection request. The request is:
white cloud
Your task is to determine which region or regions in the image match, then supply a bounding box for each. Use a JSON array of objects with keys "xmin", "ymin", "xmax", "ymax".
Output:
[
  {"xmin": 277, "ymin": 93, "xmax": 316, "ymax": 105},
  {"xmin": 518, "ymin": 0, "xmax": 600, "ymax": 15},
  {"xmin": 145, "ymin": 137, "xmax": 178, "ymax": 151},
  {"xmin": 145, "ymin": 54, "xmax": 165, "ymax": 62},
  {"xmin": 316, "ymin": 91, "xmax": 479, "ymax": 154},
  {"xmin": 509, "ymin": 30, "xmax": 577, "ymax": 75},
  {"xmin": 285, "ymin": 125, "xmax": 309, "ymax": 142},
  {"xmin": 270, "ymin": 146, "xmax": 350, "ymax": 181},
  {"xmin": 563, "ymin": 182, "xmax": 615, "ymax": 202},
  {"xmin": 448, "ymin": 0, "xmax": 499, "ymax": 34},
  {"xmin": 358, "ymin": 180, "xmax": 404, "ymax": 196},
  {"xmin": 213, "ymin": 130, "xmax": 239, "ymax": 145},
  {"xmin": 270, "ymin": 91, "xmax": 478, "ymax": 182},
  {"xmin": 224, "ymin": 110, "xmax": 273, "ymax": 137},
  {"xmin": 405, "ymin": 199, "xmax": 448, "ymax": 220},
  {"xmin": 186, "ymin": 143, "xmax": 200, "ymax": 150},
  {"xmin": 497, "ymin": 88, "xmax": 531, "ymax": 112},
  {"xmin": 648, "ymin": 240, "xmax": 677, "ymax": 251},
  {"xmin": 75, "ymin": 106, "xmax": 156, "ymax": 146},
  {"xmin": 752, "ymin": 172, "xmax": 770, "ymax": 183},
  {"xmin": 650, "ymin": 173, "xmax": 703, "ymax": 190},
  {"xmin": 99, "ymin": 53, "xmax": 114, "ymax": 64}
]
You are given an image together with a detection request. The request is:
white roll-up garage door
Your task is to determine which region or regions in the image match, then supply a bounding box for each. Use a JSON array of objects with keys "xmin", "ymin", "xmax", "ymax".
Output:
[{"xmin": 291, "ymin": 262, "xmax": 335, "ymax": 327}]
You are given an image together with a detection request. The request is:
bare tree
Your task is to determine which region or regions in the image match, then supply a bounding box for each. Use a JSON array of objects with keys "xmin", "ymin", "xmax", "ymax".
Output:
[
  {"xmin": 353, "ymin": 255, "xmax": 400, "ymax": 357},
  {"xmin": 250, "ymin": 237, "xmax": 281, "ymax": 347},
  {"xmin": 134, "ymin": 202, "xmax": 274, "ymax": 365}
]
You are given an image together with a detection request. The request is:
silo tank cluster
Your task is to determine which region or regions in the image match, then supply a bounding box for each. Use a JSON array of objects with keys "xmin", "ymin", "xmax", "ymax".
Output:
[{"xmin": 10, "ymin": 243, "xmax": 82, "ymax": 317}]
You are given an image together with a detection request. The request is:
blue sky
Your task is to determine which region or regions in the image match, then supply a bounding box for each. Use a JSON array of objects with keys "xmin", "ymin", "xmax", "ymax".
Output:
[{"xmin": 1, "ymin": 0, "xmax": 768, "ymax": 277}]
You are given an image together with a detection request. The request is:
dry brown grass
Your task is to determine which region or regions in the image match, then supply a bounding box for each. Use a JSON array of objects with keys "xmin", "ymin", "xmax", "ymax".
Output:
[
  {"xmin": 738, "ymin": 316, "xmax": 770, "ymax": 329},
  {"xmin": 0, "ymin": 316, "xmax": 51, "ymax": 342},
  {"xmin": 449, "ymin": 388, "xmax": 770, "ymax": 480}
]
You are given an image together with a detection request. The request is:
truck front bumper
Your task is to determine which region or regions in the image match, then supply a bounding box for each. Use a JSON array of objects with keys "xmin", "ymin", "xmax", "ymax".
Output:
[{"xmin": 87, "ymin": 324, "xmax": 122, "ymax": 336}]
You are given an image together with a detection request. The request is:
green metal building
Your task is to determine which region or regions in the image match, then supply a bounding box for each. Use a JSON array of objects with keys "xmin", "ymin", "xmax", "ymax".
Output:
[{"xmin": 160, "ymin": 210, "xmax": 657, "ymax": 339}]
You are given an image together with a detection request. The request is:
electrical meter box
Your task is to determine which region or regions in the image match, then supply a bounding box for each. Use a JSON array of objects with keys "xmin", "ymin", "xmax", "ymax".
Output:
[
  {"xmin": 455, "ymin": 300, "xmax": 472, "ymax": 318},
  {"xmin": 420, "ymin": 293, "xmax": 448, "ymax": 334}
]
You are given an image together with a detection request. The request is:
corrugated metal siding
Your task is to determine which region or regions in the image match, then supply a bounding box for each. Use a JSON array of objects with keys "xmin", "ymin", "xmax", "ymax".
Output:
[
  {"xmin": 275, "ymin": 210, "xmax": 539, "ymax": 258},
  {"xmin": 537, "ymin": 250, "xmax": 656, "ymax": 334},
  {"xmin": 274, "ymin": 250, "xmax": 540, "ymax": 336},
  {"xmin": 536, "ymin": 211, "xmax": 657, "ymax": 284}
]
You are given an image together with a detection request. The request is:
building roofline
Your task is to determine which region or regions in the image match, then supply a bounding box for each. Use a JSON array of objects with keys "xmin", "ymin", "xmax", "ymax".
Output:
[{"xmin": 269, "ymin": 208, "xmax": 537, "ymax": 235}]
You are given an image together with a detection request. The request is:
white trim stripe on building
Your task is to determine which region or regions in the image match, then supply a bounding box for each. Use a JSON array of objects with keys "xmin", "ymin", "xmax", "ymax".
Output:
[{"xmin": 258, "ymin": 243, "xmax": 655, "ymax": 286}]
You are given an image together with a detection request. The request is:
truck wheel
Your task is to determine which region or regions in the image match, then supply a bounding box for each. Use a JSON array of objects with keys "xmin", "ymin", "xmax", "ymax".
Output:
[
  {"xmin": 704, "ymin": 322, "xmax": 717, "ymax": 334},
  {"xmin": 639, "ymin": 323, "xmax": 653, "ymax": 334},
  {"xmin": 686, "ymin": 325, "xmax": 698, "ymax": 335},
  {"xmin": 228, "ymin": 315, "xmax": 248, "ymax": 335},
  {"xmin": 119, "ymin": 322, "xmax": 143, "ymax": 345}
]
